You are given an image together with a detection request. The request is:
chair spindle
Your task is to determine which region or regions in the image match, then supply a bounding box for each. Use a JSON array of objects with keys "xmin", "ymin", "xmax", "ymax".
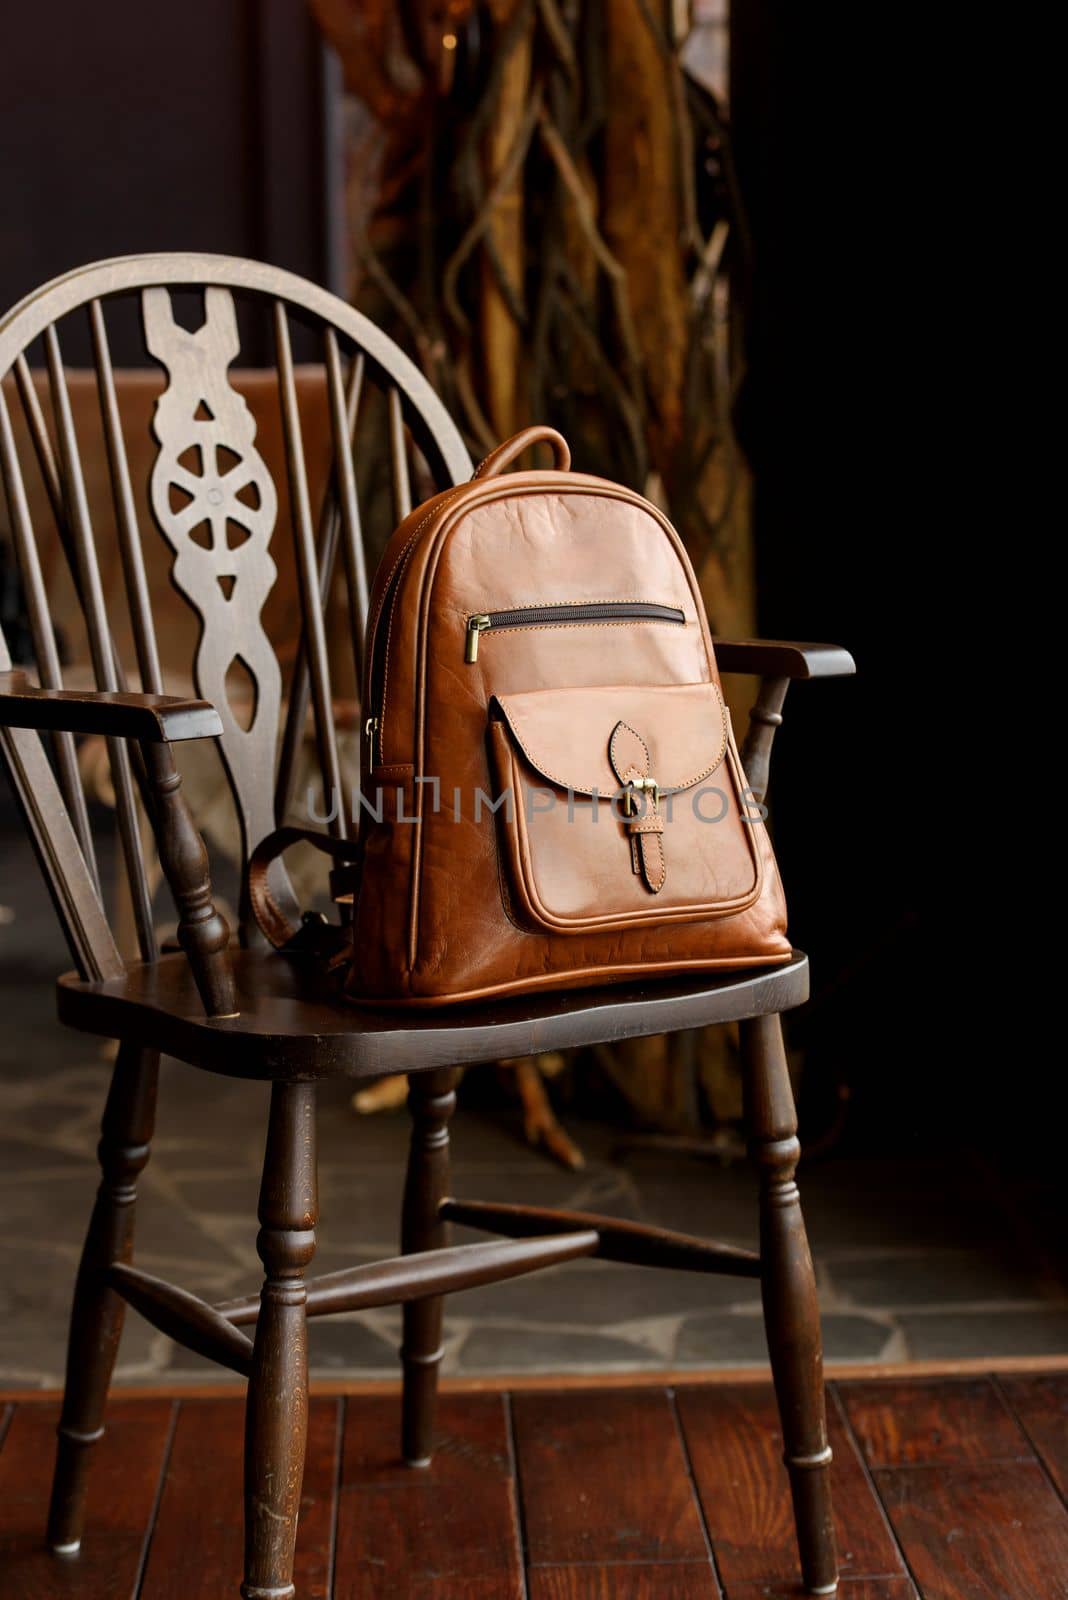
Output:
[
  {"xmin": 324, "ymin": 336, "xmax": 369, "ymax": 657},
  {"xmin": 14, "ymin": 353, "xmax": 130, "ymax": 697},
  {"xmin": 0, "ymin": 381, "xmax": 101, "ymax": 890},
  {"xmin": 90, "ymin": 299, "xmax": 164, "ymax": 695},
  {"xmin": 273, "ymin": 345, "xmax": 362, "ymax": 829},
  {"xmin": 388, "ymin": 385, "xmax": 412, "ymax": 523},
  {"xmin": 44, "ymin": 326, "xmax": 156, "ymax": 962},
  {"xmin": 273, "ymin": 304, "xmax": 346, "ymax": 840}
]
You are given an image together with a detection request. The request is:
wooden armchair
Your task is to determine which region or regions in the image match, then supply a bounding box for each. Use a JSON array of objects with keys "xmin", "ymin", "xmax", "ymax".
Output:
[{"xmin": 0, "ymin": 254, "xmax": 854, "ymax": 1599}]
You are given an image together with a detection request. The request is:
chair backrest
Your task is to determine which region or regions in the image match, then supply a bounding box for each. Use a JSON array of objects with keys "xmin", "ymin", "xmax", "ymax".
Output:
[{"xmin": 0, "ymin": 253, "xmax": 471, "ymax": 978}]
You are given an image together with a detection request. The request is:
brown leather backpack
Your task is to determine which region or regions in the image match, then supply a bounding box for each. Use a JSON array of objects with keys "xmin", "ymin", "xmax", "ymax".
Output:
[{"xmin": 347, "ymin": 426, "xmax": 791, "ymax": 1004}]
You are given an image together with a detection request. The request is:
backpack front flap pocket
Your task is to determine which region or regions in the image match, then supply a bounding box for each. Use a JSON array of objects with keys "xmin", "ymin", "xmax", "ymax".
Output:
[{"xmin": 487, "ymin": 681, "xmax": 764, "ymax": 934}]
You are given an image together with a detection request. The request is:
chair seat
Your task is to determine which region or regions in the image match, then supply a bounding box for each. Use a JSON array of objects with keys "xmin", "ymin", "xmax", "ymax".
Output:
[{"xmin": 56, "ymin": 948, "xmax": 810, "ymax": 1082}]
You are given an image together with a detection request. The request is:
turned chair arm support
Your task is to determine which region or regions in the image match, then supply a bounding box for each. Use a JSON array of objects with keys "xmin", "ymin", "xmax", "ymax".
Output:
[
  {"xmin": 712, "ymin": 638, "xmax": 856, "ymax": 806},
  {"xmin": 0, "ymin": 671, "xmax": 236, "ymax": 1019}
]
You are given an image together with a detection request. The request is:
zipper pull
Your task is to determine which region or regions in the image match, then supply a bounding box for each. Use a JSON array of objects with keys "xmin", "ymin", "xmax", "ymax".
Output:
[{"xmin": 465, "ymin": 614, "xmax": 491, "ymax": 663}]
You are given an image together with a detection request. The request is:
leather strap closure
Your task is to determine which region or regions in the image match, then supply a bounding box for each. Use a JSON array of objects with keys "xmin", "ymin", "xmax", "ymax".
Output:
[
  {"xmin": 626, "ymin": 808, "xmax": 666, "ymax": 893},
  {"xmin": 608, "ymin": 720, "xmax": 666, "ymax": 894}
]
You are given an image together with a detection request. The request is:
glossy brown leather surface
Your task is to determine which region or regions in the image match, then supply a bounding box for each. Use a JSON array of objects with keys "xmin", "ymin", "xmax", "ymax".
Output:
[{"xmin": 350, "ymin": 445, "xmax": 791, "ymax": 1003}]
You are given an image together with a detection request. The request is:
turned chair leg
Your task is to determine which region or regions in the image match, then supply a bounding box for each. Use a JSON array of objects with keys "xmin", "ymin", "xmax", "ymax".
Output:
[
  {"xmin": 47, "ymin": 1042, "xmax": 159, "ymax": 1556},
  {"xmin": 400, "ymin": 1068, "xmax": 459, "ymax": 1467},
  {"xmin": 242, "ymin": 1082, "xmax": 317, "ymax": 1600},
  {"xmin": 741, "ymin": 1014, "xmax": 838, "ymax": 1597}
]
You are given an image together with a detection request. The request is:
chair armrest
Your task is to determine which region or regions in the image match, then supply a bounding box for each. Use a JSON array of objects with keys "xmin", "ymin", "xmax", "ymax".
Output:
[
  {"xmin": 715, "ymin": 641, "xmax": 854, "ymax": 806},
  {"xmin": 0, "ymin": 669, "xmax": 235, "ymax": 1017},
  {"xmin": 0, "ymin": 671, "xmax": 224, "ymax": 742},
  {"xmin": 712, "ymin": 639, "xmax": 856, "ymax": 680}
]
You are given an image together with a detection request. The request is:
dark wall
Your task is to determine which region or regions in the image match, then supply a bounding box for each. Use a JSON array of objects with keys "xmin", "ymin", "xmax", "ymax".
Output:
[
  {"xmin": 0, "ymin": 0, "xmax": 332, "ymax": 353},
  {"xmin": 732, "ymin": 4, "xmax": 939, "ymax": 1143}
]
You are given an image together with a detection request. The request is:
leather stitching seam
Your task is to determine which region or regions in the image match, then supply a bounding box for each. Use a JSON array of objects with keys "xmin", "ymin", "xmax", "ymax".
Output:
[
  {"xmin": 446, "ymin": 596, "xmax": 686, "ymax": 613},
  {"xmin": 645, "ymin": 835, "xmax": 667, "ymax": 892},
  {"xmin": 610, "ymin": 719, "xmax": 651, "ymax": 779},
  {"xmin": 370, "ymin": 484, "xmax": 469, "ymax": 756}
]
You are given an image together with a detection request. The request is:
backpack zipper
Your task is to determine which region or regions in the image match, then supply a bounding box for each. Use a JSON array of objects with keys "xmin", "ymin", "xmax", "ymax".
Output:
[
  {"xmin": 365, "ymin": 561, "xmax": 408, "ymax": 767},
  {"xmin": 364, "ymin": 483, "xmax": 471, "ymax": 769},
  {"xmin": 464, "ymin": 601, "xmax": 685, "ymax": 662}
]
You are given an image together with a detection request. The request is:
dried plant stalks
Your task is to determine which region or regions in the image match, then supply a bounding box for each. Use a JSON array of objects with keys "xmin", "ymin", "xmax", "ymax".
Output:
[{"xmin": 310, "ymin": 0, "xmax": 752, "ymax": 1134}]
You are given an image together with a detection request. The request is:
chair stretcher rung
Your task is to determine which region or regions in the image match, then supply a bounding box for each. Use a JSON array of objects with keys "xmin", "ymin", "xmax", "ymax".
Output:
[
  {"xmin": 109, "ymin": 1263, "xmax": 254, "ymax": 1376},
  {"xmin": 439, "ymin": 1198, "xmax": 763, "ymax": 1277},
  {"xmin": 214, "ymin": 1230, "xmax": 601, "ymax": 1326}
]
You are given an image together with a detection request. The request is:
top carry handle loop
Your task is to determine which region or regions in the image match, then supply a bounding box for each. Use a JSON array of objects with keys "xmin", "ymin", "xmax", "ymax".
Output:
[{"xmin": 473, "ymin": 426, "xmax": 571, "ymax": 479}]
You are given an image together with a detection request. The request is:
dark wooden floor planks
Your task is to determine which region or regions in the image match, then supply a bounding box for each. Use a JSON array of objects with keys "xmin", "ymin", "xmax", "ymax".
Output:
[
  {"xmin": 0, "ymin": 1397, "xmax": 175, "ymax": 1598},
  {"xmin": 527, "ymin": 1566, "xmax": 718, "ymax": 1598},
  {"xmin": 840, "ymin": 1378, "xmax": 1031, "ymax": 1468},
  {"xmin": 510, "ymin": 1388, "xmax": 712, "ymax": 1573},
  {"xmin": 842, "ymin": 1376, "xmax": 1068, "ymax": 1600},
  {"xmin": 727, "ymin": 1582, "xmax": 916, "ymax": 1599},
  {"xmin": 297, "ymin": 1398, "xmax": 345, "ymax": 1599},
  {"xmin": 1, "ymin": 1374, "xmax": 1066, "ymax": 1598},
  {"xmin": 997, "ymin": 1372, "xmax": 1068, "ymax": 1498},
  {"xmin": 139, "ymin": 1397, "xmax": 246, "ymax": 1598},
  {"xmin": 139, "ymin": 1397, "xmax": 341, "ymax": 1600},
  {"xmin": 333, "ymin": 1392, "xmax": 523, "ymax": 1599},
  {"xmin": 676, "ymin": 1381, "xmax": 908, "ymax": 1590},
  {"xmin": 875, "ymin": 1461, "xmax": 1068, "ymax": 1600}
]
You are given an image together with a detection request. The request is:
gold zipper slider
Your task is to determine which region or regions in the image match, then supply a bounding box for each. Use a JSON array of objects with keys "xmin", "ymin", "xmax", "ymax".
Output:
[{"xmin": 465, "ymin": 614, "xmax": 491, "ymax": 662}]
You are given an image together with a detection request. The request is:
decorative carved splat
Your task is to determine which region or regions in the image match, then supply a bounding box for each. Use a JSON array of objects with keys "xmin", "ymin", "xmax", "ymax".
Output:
[{"xmin": 143, "ymin": 287, "xmax": 297, "ymax": 927}]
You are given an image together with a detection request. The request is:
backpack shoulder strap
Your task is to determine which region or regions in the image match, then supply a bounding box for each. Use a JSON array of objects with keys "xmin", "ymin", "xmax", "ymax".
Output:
[{"xmin": 248, "ymin": 825, "xmax": 356, "ymax": 954}]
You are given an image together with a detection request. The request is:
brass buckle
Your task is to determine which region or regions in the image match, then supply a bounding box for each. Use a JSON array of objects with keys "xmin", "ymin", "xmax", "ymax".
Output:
[{"xmin": 623, "ymin": 775, "xmax": 659, "ymax": 816}]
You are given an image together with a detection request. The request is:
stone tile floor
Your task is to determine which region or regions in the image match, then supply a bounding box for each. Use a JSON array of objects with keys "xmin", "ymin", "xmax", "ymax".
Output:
[{"xmin": 1, "ymin": 819, "xmax": 1066, "ymax": 1387}]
